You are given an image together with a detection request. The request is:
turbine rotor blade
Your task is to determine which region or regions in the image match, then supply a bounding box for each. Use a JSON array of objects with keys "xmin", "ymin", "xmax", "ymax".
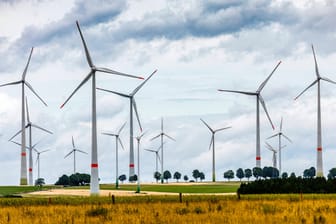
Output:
[
  {"xmin": 72, "ymin": 136, "xmax": 75, "ymax": 149},
  {"xmin": 40, "ymin": 149, "xmax": 51, "ymax": 154},
  {"xmin": 118, "ymin": 138, "xmax": 125, "ymax": 150},
  {"xmin": 294, "ymin": 79, "xmax": 318, "ymax": 100},
  {"xmin": 150, "ymin": 134, "xmax": 161, "ymax": 141},
  {"xmin": 31, "ymin": 124, "xmax": 53, "ymax": 134},
  {"xmin": 208, "ymin": 136, "xmax": 214, "ymax": 151},
  {"xmin": 132, "ymin": 99, "xmax": 142, "ymax": 132},
  {"xmin": 215, "ymin": 126, "xmax": 232, "ymax": 132},
  {"xmin": 280, "ymin": 117, "xmax": 283, "ymax": 132},
  {"xmin": 76, "ymin": 149, "xmax": 88, "ymax": 154},
  {"xmin": 265, "ymin": 142, "xmax": 276, "ymax": 151},
  {"xmin": 96, "ymin": 67, "xmax": 144, "ymax": 80},
  {"xmin": 282, "ymin": 134, "xmax": 293, "ymax": 143},
  {"xmin": 144, "ymin": 149, "xmax": 156, "ymax": 153},
  {"xmin": 101, "ymin": 132, "xmax": 117, "ymax": 137},
  {"xmin": 267, "ymin": 133, "xmax": 279, "ymax": 139},
  {"xmin": 200, "ymin": 118, "xmax": 213, "ymax": 132},
  {"xmin": 60, "ymin": 72, "xmax": 92, "ymax": 108},
  {"xmin": 131, "ymin": 69, "xmax": 157, "ymax": 95},
  {"xmin": 8, "ymin": 129, "xmax": 23, "ymax": 141},
  {"xmin": 312, "ymin": 45, "xmax": 320, "ymax": 78},
  {"xmin": 217, "ymin": 89, "xmax": 256, "ymax": 95},
  {"xmin": 64, "ymin": 150, "xmax": 74, "ymax": 158},
  {"xmin": 96, "ymin": 87, "xmax": 130, "ymax": 98},
  {"xmin": 259, "ymin": 95, "xmax": 274, "ymax": 130},
  {"xmin": 22, "ymin": 47, "xmax": 34, "ymax": 81},
  {"xmin": 164, "ymin": 133, "xmax": 175, "ymax": 141},
  {"xmin": 0, "ymin": 81, "xmax": 22, "ymax": 88},
  {"xmin": 25, "ymin": 81, "xmax": 48, "ymax": 106},
  {"xmin": 76, "ymin": 21, "xmax": 94, "ymax": 68},
  {"xmin": 321, "ymin": 77, "xmax": 336, "ymax": 85},
  {"xmin": 26, "ymin": 96, "xmax": 30, "ymax": 123},
  {"xmin": 257, "ymin": 61, "xmax": 282, "ymax": 92},
  {"xmin": 118, "ymin": 122, "xmax": 127, "ymax": 135}
]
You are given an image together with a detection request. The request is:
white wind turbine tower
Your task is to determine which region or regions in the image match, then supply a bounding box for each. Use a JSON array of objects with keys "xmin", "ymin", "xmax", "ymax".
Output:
[
  {"xmin": 9, "ymin": 97, "xmax": 52, "ymax": 185},
  {"xmin": 218, "ymin": 61, "xmax": 281, "ymax": 168},
  {"xmin": 144, "ymin": 144, "xmax": 164, "ymax": 175},
  {"xmin": 294, "ymin": 45, "xmax": 336, "ymax": 177},
  {"xmin": 64, "ymin": 136, "xmax": 87, "ymax": 174},
  {"xmin": 150, "ymin": 118, "xmax": 175, "ymax": 184},
  {"xmin": 135, "ymin": 132, "xmax": 146, "ymax": 193},
  {"xmin": 97, "ymin": 69, "xmax": 157, "ymax": 180},
  {"xmin": 101, "ymin": 122, "xmax": 126, "ymax": 189},
  {"xmin": 0, "ymin": 47, "xmax": 47, "ymax": 185},
  {"xmin": 200, "ymin": 118, "xmax": 231, "ymax": 182},
  {"xmin": 267, "ymin": 117, "xmax": 292, "ymax": 175},
  {"xmin": 60, "ymin": 21, "xmax": 143, "ymax": 195}
]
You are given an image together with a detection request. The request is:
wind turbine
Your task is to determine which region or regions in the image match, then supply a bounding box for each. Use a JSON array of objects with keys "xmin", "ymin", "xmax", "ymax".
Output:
[
  {"xmin": 135, "ymin": 132, "xmax": 146, "ymax": 193},
  {"xmin": 101, "ymin": 122, "xmax": 126, "ymax": 189},
  {"xmin": 97, "ymin": 69, "xmax": 157, "ymax": 180},
  {"xmin": 267, "ymin": 117, "xmax": 292, "ymax": 174},
  {"xmin": 34, "ymin": 148, "xmax": 50, "ymax": 180},
  {"xmin": 265, "ymin": 142, "xmax": 277, "ymax": 169},
  {"xmin": 0, "ymin": 47, "xmax": 47, "ymax": 185},
  {"xmin": 200, "ymin": 118, "xmax": 231, "ymax": 182},
  {"xmin": 150, "ymin": 118, "xmax": 175, "ymax": 184},
  {"xmin": 9, "ymin": 97, "xmax": 52, "ymax": 185},
  {"xmin": 218, "ymin": 61, "xmax": 281, "ymax": 168},
  {"xmin": 144, "ymin": 144, "xmax": 164, "ymax": 175},
  {"xmin": 294, "ymin": 45, "xmax": 336, "ymax": 177},
  {"xmin": 60, "ymin": 21, "xmax": 143, "ymax": 195},
  {"xmin": 64, "ymin": 136, "xmax": 87, "ymax": 174}
]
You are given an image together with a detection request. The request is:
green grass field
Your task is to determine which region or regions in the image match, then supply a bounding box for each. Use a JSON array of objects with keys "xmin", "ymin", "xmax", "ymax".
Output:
[{"xmin": 101, "ymin": 182, "xmax": 240, "ymax": 193}]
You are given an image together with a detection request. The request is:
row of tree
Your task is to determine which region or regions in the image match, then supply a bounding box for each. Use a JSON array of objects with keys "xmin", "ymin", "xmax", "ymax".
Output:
[
  {"xmin": 55, "ymin": 173, "xmax": 90, "ymax": 186},
  {"xmin": 238, "ymin": 177, "xmax": 336, "ymax": 194}
]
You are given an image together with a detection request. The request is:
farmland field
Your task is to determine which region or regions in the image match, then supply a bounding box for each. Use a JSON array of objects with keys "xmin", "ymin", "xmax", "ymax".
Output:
[
  {"xmin": 1, "ymin": 184, "xmax": 336, "ymax": 223},
  {"xmin": 0, "ymin": 192, "xmax": 336, "ymax": 223}
]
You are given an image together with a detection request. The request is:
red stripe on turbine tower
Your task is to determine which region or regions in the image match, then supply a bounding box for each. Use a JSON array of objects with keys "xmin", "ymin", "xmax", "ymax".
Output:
[
  {"xmin": 21, "ymin": 152, "xmax": 26, "ymax": 156},
  {"xmin": 91, "ymin": 163, "xmax": 98, "ymax": 168},
  {"xmin": 317, "ymin": 147, "xmax": 322, "ymax": 151},
  {"xmin": 29, "ymin": 168, "xmax": 32, "ymax": 172},
  {"xmin": 129, "ymin": 164, "xmax": 135, "ymax": 168},
  {"xmin": 256, "ymin": 156, "xmax": 261, "ymax": 161}
]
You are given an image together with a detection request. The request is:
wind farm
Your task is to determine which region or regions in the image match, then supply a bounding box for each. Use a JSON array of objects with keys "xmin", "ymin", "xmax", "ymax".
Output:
[{"xmin": 1, "ymin": 1, "xmax": 336, "ymax": 223}]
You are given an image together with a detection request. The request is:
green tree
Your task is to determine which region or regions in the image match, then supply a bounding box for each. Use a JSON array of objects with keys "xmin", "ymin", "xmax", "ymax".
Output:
[
  {"xmin": 199, "ymin": 172, "xmax": 205, "ymax": 182},
  {"xmin": 236, "ymin": 168, "xmax": 244, "ymax": 181},
  {"xmin": 328, "ymin": 168, "xmax": 336, "ymax": 179},
  {"xmin": 163, "ymin": 170, "xmax": 171, "ymax": 183},
  {"xmin": 118, "ymin": 174, "xmax": 126, "ymax": 184},
  {"xmin": 55, "ymin": 174, "xmax": 70, "ymax": 186},
  {"xmin": 69, "ymin": 173, "xmax": 80, "ymax": 186},
  {"xmin": 252, "ymin": 167, "xmax": 263, "ymax": 180},
  {"xmin": 244, "ymin": 168, "xmax": 252, "ymax": 181},
  {"xmin": 35, "ymin": 178, "xmax": 45, "ymax": 187},
  {"xmin": 173, "ymin": 171, "xmax": 181, "ymax": 182},
  {"xmin": 282, "ymin": 172, "xmax": 288, "ymax": 179},
  {"xmin": 129, "ymin": 175, "xmax": 137, "ymax": 182},
  {"xmin": 183, "ymin": 175, "xmax": 189, "ymax": 182},
  {"xmin": 303, "ymin": 167, "xmax": 316, "ymax": 178},
  {"xmin": 154, "ymin": 171, "xmax": 161, "ymax": 183},
  {"xmin": 224, "ymin": 170, "xmax": 234, "ymax": 181},
  {"xmin": 192, "ymin": 169, "xmax": 200, "ymax": 182},
  {"xmin": 290, "ymin": 172, "xmax": 296, "ymax": 178}
]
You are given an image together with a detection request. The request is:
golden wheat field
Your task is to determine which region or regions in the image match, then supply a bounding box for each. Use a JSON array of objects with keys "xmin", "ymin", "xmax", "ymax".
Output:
[{"xmin": 0, "ymin": 195, "xmax": 335, "ymax": 224}]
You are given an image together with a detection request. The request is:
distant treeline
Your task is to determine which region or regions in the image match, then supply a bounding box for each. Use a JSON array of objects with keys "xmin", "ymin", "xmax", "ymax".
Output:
[{"xmin": 238, "ymin": 177, "xmax": 336, "ymax": 194}]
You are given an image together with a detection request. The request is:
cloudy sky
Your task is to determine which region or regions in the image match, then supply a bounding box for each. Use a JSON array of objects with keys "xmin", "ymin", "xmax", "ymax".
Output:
[{"xmin": 1, "ymin": 0, "xmax": 336, "ymax": 185}]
